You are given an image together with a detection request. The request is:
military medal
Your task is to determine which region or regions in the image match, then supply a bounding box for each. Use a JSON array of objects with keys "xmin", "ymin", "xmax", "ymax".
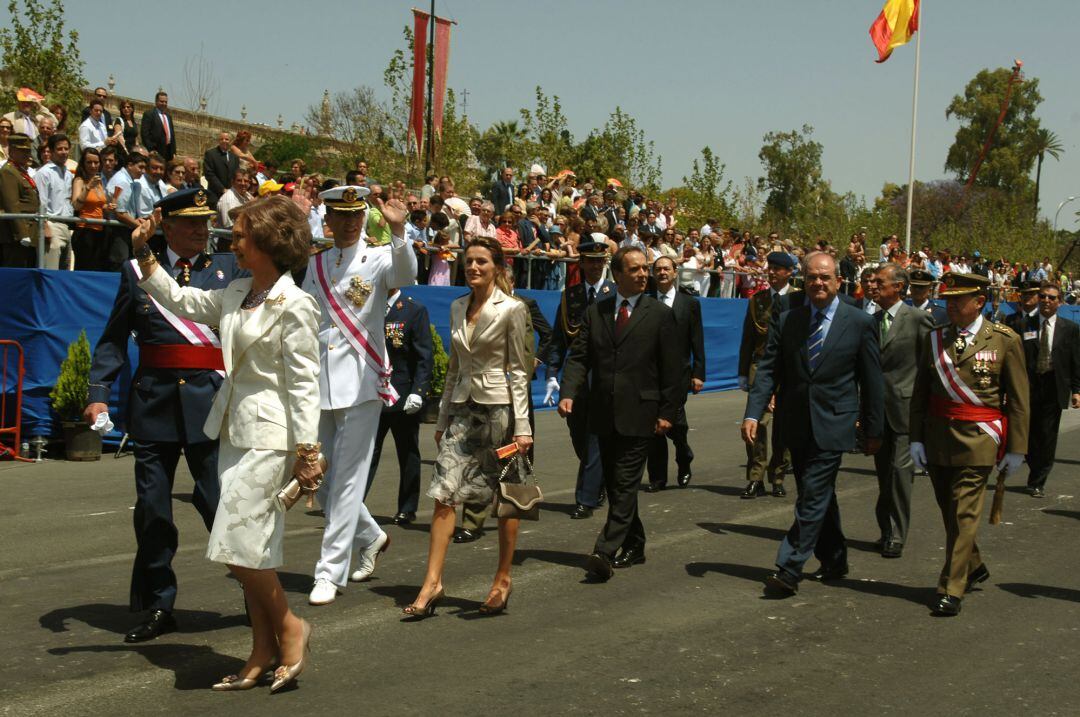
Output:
[
  {"xmin": 395, "ymin": 301, "xmax": 404, "ymax": 310},
  {"xmin": 345, "ymin": 277, "xmax": 373, "ymax": 308},
  {"xmin": 362, "ymin": 255, "xmax": 368, "ymax": 263},
  {"xmin": 386, "ymin": 322, "xmax": 405, "ymax": 348},
  {"xmin": 601, "ymin": 286, "xmax": 610, "ymax": 294}
]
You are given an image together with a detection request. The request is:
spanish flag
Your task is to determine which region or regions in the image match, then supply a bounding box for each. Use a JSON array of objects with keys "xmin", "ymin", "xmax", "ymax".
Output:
[{"xmin": 869, "ymin": 0, "xmax": 919, "ymax": 63}]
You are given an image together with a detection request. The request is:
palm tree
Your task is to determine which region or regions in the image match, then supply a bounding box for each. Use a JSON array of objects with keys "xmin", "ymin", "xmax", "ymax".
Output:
[{"xmin": 1029, "ymin": 128, "xmax": 1064, "ymax": 219}]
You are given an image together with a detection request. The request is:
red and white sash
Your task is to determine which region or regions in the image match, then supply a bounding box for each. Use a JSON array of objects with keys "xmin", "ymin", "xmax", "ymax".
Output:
[
  {"xmin": 131, "ymin": 259, "xmax": 225, "ymax": 377},
  {"xmin": 312, "ymin": 251, "xmax": 398, "ymax": 406},
  {"xmin": 929, "ymin": 327, "xmax": 1003, "ymax": 447}
]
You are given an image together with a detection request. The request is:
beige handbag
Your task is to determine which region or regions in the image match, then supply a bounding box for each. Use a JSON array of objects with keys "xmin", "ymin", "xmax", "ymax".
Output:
[{"xmin": 276, "ymin": 454, "xmax": 328, "ymax": 511}]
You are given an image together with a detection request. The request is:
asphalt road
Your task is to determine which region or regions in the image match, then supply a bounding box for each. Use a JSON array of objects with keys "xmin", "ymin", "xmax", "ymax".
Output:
[{"xmin": 1, "ymin": 391, "xmax": 1078, "ymax": 716}]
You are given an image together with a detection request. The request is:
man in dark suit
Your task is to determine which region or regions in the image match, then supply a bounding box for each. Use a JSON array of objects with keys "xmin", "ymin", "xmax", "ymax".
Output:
[
  {"xmin": 742, "ymin": 251, "xmax": 883, "ymax": 595},
  {"xmin": 202, "ymin": 131, "xmax": 239, "ymax": 207},
  {"xmin": 1005, "ymin": 280, "xmax": 1040, "ymax": 368},
  {"xmin": 1024, "ymin": 281, "xmax": 1080, "ymax": 497},
  {"xmin": 80, "ymin": 86, "xmax": 114, "ymax": 128},
  {"xmin": 908, "ymin": 269, "xmax": 949, "ymax": 325},
  {"xmin": 872, "ymin": 264, "xmax": 934, "ymax": 558},
  {"xmin": 560, "ymin": 247, "xmax": 683, "ymax": 580},
  {"xmin": 140, "ymin": 91, "xmax": 176, "ymax": 161},
  {"xmin": 645, "ymin": 256, "xmax": 705, "ymax": 491},
  {"xmin": 83, "ymin": 189, "xmax": 245, "ymax": 642},
  {"xmin": 455, "ymin": 287, "xmax": 552, "ymax": 542},
  {"xmin": 364, "ymin": 291, "xmax": 433, "ymax": 524},
  {"xmin": 544, "ymin": 241, "xmax": 614, "ymax": 519},
  {"xmin": 490, "ymin": 166, "xmax": 516, "ymax": 214}
]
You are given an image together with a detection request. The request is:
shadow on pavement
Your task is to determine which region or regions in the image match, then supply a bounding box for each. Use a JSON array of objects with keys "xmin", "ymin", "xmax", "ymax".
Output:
[
  {"xmin": 48, "ymin": 643, "xmax": 243, "ymax": 691},
  {"xmin": 368, "ymin": 584, "xmax": 481, "ymax": 614},
  {"xmin": 372, "ymin": 515, "xmax": 429, "ymax": 531},
  {"xmin": 1041, "ymin": 508, "xmax": 1080, "ymax": 521},
  {"xmin": 997, "ymin": 582, "xmax": 1080, "ymax": 603},
  {"xmin": 539, "ymin": 501, "xmax": 578, "ymax": 517},
  {"xmin": 39, "ymin": 604, "xmax": 245, "ymax": 637},
  {"xmin": 513, "ymin": 548, "xmax": 585, "ymax": 569},
  {"xmin": 839, "ymin": 466, "xmax": 877, "ymax": 477},
  {"xmin": 818, "ymin": 577, "xmax": 934, "ymax": 606},
  {"xmin": 277, "ymin": 571, "xmax": 316, "ymax": 594},
  {"xmin": 692, "ymin": 484, "xmax": 747, "ymax": 497},
  {"xmin": 697, "ymin": 522, "xmax": 880, "ymax": 554},
  {"xmin": 685, "ymin": 561, "xmax": 772, "ymax": 583}
]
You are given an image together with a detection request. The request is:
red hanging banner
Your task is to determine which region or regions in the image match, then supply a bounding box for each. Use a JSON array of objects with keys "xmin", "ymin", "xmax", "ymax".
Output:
[
  {"xmin": 432, "ymin": 16, "xmax": 452, "ymax": 142},
  {"xmin": 409, "ymin": 9, "xmax": 429, "ymax": 161}
]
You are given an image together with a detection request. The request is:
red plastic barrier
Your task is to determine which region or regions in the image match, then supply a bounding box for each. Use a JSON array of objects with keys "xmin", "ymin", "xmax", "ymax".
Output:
[{"xmin": 0, "ymin": 340, "xmax": 32, "ymax": 462}]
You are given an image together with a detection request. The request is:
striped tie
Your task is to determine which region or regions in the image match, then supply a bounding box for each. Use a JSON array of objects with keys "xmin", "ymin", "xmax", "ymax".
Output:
[{"xmin": 808, "ymin": 310, "xmax": 826, "ymax": 371}]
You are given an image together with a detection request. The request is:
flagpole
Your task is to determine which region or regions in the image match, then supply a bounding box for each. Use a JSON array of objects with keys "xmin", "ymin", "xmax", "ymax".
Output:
[{"xmin": 903, "ymin": 2, "xmax": 922, "ymax": 255}]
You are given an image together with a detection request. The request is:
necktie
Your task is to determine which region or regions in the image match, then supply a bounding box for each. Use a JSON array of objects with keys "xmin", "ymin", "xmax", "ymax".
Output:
[
  {"xmin": 1037, "ymin": 319, "xmax": 1052, "ymax": 374},
  {"xmin": 23, "ymin": 114, "xmax": 36, "ymax": 139},
  {"xmin": 880, "ymin": 311, "xmax": 892, "ymax": 344},
  {"xmin": 161, "ymin": 112, "xmax": 171, "ymax": 144},
  {"xmin": 587, "ymin": 286, "xmax": 596, "ymax": 305},
  {"xmin": 175, "ymin": 258, "xmax": 192, "ymax": 286},
  {"xmin": 807, "ymin": 310, "xmax": 825, "ymax": 371},
  {"xmin": 615, "ymin": 299, "xmax": 630, "ymax": 338},
  {"xmin": 130, "ymin": 180, "xmax": 142, "ymax": 216}
]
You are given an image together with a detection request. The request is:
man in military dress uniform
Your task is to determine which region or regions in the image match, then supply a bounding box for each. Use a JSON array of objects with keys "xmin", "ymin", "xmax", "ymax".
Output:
[
  {"xmin": 736, "ymin": 252, "xmax": 795, "ymax": 498},
  {"xmin": 364, "ymin": 289, "xmax": 433, "ymax": 525},
  {"xmin": 84, "ymin": 188, "xmax": 243, "ymax": 642},
  {"xmin": 544, "ymin": 240, "xmax": 614, "ymax": 519},
  {"xmin": 302, "ymin": 185, "xmax": 416, "ymax": 605},
  {"xmin": 0, "ymin": 133, "xmax": 40, "ymax": 267},
  {"xmin": 909, "ymin": 272, "xmax": 1029, "ymax": 616},
  {"xmin": 907, "ymin": 268, "xmax": 949, "ymax": 325}
]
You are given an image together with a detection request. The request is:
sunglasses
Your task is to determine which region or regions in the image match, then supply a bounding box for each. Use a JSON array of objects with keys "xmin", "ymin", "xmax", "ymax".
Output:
[{"xmin": 1038, "ymin": 293, "xmax": 1060, "ymax": 300}]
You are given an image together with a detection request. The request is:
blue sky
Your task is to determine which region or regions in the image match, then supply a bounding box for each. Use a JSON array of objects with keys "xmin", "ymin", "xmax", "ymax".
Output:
[{"xmin": 11, "ymin": 0, "xmax": 1079, "ymax": 225}]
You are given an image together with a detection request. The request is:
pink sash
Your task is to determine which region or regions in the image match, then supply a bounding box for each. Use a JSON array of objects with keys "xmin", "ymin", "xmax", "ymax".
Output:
[
  {"xmin": 131, "ymin": 259, "xmax": 225, "ymax": 377},
  {"xmin": 312, "ymin": 251, "xmax": 398, "ymax": 406}
]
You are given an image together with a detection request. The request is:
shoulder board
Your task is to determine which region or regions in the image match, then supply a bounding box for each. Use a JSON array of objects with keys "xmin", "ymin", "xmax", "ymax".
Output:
[
  {"xmin": 312, "ymin": 244, "xmax": 333, "ymax": 255},
  {"xmin": 992, "ymin": 322, "xmax": 1018, "ymax": 337}
]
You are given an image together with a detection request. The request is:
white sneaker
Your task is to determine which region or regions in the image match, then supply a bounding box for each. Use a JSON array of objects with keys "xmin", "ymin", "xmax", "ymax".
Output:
[
  {"xmin": 349, "ymin": 530, "xmax": 390, "ymax": 582},
  {"xmin": 308, "ymin": 578, "xmax": 339, "ymax": 605}
]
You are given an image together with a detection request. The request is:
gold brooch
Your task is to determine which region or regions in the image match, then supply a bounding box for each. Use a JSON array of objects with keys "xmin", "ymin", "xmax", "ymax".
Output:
[
  {"xmin": 268, "ymin": 294, "xmax": 286, "ymax": 306},
  {"xmin": 344, "ymin": 277, "xmax": 373, "ymax": 308}
]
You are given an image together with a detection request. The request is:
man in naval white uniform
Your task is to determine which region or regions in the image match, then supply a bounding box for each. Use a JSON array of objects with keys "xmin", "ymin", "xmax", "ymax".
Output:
[{"xmin": 303, "ymin": 185, "xmax": 417, "ymax": 605}]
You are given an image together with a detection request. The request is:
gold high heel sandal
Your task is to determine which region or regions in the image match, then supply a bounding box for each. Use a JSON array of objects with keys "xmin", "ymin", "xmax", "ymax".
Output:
[
  {"xmin": 211, "ymin": 659, "xmax": 278, "ymax": 692},
  {"xmin": 401, "ymin": 588, "xmax": 444, "ymax": 620},
  {"xmin": 269, "ymin": 620, "xmax": 312, "ymax": 694},
  {"xmin": 478, "ymin": 584, "xmax": 513, "ymax": 616}
]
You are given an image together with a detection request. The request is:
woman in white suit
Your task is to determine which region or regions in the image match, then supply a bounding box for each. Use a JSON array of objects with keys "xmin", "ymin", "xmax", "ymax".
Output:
[
  {"xmin": 131, "ymin": 193, "xmax": 321, "ymax": 693},
  {"xmin": 403, "ymin": 236, "xmax": 534, "ymax": 619}
]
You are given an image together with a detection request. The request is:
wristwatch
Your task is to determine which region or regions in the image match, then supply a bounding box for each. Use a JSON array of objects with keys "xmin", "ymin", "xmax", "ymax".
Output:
[{"xmin": 134, "ymin": 244, "xmax": 154, "ymax": 261}]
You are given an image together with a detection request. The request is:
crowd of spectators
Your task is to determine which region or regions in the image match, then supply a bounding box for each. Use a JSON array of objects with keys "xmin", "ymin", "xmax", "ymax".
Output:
[{"xmin": 1, "ymin": 86, "xmax": 1074, "ymax": 299}]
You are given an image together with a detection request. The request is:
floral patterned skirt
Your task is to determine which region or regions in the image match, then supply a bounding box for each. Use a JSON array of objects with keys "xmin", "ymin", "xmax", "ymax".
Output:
[{"xmin": 428, "ymin": 401, "xmax": 512, "ymax": 507}]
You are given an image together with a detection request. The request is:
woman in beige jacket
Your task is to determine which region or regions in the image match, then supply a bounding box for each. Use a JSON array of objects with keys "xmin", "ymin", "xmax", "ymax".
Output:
[
  {"xmin": 132, "ymin": 193, "xmax": 321, "ymax": 693},
  {"xmin": 403, "ymin": 237, "xmax": 534, "ymax": 619}
]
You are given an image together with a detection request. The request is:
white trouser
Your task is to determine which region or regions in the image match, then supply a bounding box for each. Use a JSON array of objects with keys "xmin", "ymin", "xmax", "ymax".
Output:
[
  {"xmin": 314, "ymin": 400, "xmax": 383, "ymax": 586},
  {"xmin": 45, "ymin": 220, "xmax": 72, "ymax": 270}
]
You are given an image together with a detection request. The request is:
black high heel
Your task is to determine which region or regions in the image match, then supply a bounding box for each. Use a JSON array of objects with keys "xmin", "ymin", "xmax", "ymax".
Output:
[{"xmin": 402, "ymin": 588, "xmax": 444, "ymax": 620}]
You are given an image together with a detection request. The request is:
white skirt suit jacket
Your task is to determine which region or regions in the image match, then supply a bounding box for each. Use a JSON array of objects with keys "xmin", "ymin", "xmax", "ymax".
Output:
[{"xmin": 140, "ymin": 267, "xmax": 321, "ymax": 569}]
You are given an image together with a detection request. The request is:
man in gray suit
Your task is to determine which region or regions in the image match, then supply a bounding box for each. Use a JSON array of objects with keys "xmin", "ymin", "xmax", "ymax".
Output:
[{"xmin": 873, "ymin": 263, "xmax": 933, "ymax": 558}]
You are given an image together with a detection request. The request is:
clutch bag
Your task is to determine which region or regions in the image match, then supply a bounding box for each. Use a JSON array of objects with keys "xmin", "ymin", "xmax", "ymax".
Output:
[{"xmin": 276, "ymin": 454, "xmax": 328, "ymax": 511}]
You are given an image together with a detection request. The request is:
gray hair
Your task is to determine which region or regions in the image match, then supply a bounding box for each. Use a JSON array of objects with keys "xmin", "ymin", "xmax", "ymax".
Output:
[{"xmin": 877, "ymin": 263, "xmax": 909, "ymax": 292}]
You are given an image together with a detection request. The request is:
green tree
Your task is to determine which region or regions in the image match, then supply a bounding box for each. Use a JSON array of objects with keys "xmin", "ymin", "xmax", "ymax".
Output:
[
  {"xmin": 474, "ymin": 119, "xmax": 530, "ymax": 183},
  {"xmin": 674, "ymin": 146, "xmax": 734, "ymax": 229},
  {"xmin": 255, "ymin": 133, "xmax": 326, "ymax": 175},
  {"xmin": 572, "ymin": 107, "xmax": 662, "ymax": 191},
  {"xmin": 519, "ymin": 87, "xmax": 574, "ymax": 175},
  {"xmin": 757, "ymin": 124, "xmax": 826, "ymax": 222},
  {"xmin": 0, "ymin": 0, "xmax": 86, "ymax": 116},
  {"xmin": 944, "ymin": 67, "xmax": 1044, "ymax": 193},
  {"xmin": 1026, "ymin": 127, "xmax": 1064, "ymax": 219}
]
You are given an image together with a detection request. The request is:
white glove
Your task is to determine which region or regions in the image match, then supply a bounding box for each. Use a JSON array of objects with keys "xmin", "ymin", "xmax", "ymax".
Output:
[
  {"xmin": 909, "ymin": 442, "xmax": 927, "ymax": 471},
  {"xmin": 543, "ymin": 377, "xmax": 560, "ymax": 406},
  {"xmin": 402, "ymin": 393, "xmax": 423, "ymax": 414},
  {"xmin": 996, "ymin": 452, "xmax": 1024, "ymax": 474},
  {"xmin": 19, "ymin": 237, "xmax": 32, "ymax": 247},
  {"xmin": 91, "ymin": 411, "xmax": 114, "ymax": 435},
  {"xmin": 738, "ymin": 375, "xmax": 749, "ymax": 392}
]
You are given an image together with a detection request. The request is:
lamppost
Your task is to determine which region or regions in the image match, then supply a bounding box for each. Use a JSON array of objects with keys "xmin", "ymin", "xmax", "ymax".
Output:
[{"xmin": 1054, "ymin": 196, "xmax": 1077, "ymax": 232}]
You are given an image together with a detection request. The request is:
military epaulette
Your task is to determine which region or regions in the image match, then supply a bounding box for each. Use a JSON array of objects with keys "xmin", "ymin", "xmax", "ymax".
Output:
[
  {"xmin": 991, "ymin": 322, "xmax": 1018, "ymax": 338},
  {"xmin": 312, "ymin": 244, "xmax": 334, "ymax": 255}
]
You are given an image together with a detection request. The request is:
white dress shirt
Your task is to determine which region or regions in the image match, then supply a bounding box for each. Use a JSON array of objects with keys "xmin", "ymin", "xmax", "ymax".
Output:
[
  {"xmin": 657, "ymin": 285, "xmax": 677, "ymax": 306},
  {"xmin": 78, "ymin": 116, "xmax": 109, "ymax": 149}
]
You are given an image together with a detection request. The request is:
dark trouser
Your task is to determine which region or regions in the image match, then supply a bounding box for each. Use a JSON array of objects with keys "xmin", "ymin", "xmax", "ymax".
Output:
[
  {"xmin": 130, "ymin": 439, "xmax": 219, "ymax": 612},
  {"xmin": 462, "ymin": 397, "xmax": 536, "ymax": 531},
  {"xmin": 928, "ymin": 464, "xmax": 992, "ymax": 597},
  {"xmin": 0, "ymin": 241, "xmax": 36, "ymax": 267},
  {"xmin": 873, "ymin": 424, "xmax": 914, "ymax": 545},
  {"xmin": 775, "ymin": 438, "xmax": 846, "ymax": 580},
  {"xmin": 646, "ymin": 407, "xmax": 693, "ymax": 486},
  {"xmin": 364, "ymin": 409, "xmax": 422, "ymax": 514},
  {"xmin": 593, "ymin": 433, "xmax": 651, "ymax": 558},
  {"xmin": 1027, "ymin": 371, "xmax": 1062, "ymax": 490},
  {"xmin": 71, "ymin": 227, "xmax": 114, "ymax": 271},
  {"xmin": 569, "ymin": 400, "xmax": 604, "ymax": 507}
]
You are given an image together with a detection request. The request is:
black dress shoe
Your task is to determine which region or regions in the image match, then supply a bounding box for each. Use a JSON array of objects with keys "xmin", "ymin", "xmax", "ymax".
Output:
[
  {"xmin": 677, "ymin": 469, "xmax": 692, "ymax": 488},
  {"xmin": 643, "ymin": 481, "xmax": 665, "ymax": 493},
  {"xmin": 570, "ymin": 504, "xmax": 594, "ymax": 520},
  {"xmin": 881, "ymin": 541, "xmax": 903, "ymax": 558},
  {"xmin": 966, "ymin": 564, "xmax": 990, "ymax": 591},
  {"xmin": 597, "ymin": 491, "xmax": 607, "ymax": 507},
  {"xmin": 771, "ymin": 483, "xmax": 786, "ymax": 498},
  {"xmin": 764, "ymin": 571, "xmax": 799, "ymax": 595},
  {"xmin": 124, "ymin": 609, "xmax": 177, "ymax": 643},
  {"xmin": 612, "ymin": 545, "xmax": 646, "ymax": 569},
  {"xmin": 930, "ymin": 594, "xmax": 962, "ymax": 616},
  {"xmin": 585, "ymin": 552, "xmax": 614, "ymax": 581},
  {"xmin": 809, "ymin": 563, "xmax": 849, "ymax": 581},
  {"xmin": 741, "ymin": 481, "xmax": 766, "ymax": 499},
  {"xmin": 392, "ymin": 511, "xmax": 416, "ymax": 526},
  {"xmin": 873, "ymin": 536, "xmax": 887, "ymax": 551},
  {"xmin": 1030, "ymin": 486, "xmax": 1046, "ymax": 498},
  {"xmin": 453, "ymin": 528, "xmax": 482, "ymax": 544}
]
